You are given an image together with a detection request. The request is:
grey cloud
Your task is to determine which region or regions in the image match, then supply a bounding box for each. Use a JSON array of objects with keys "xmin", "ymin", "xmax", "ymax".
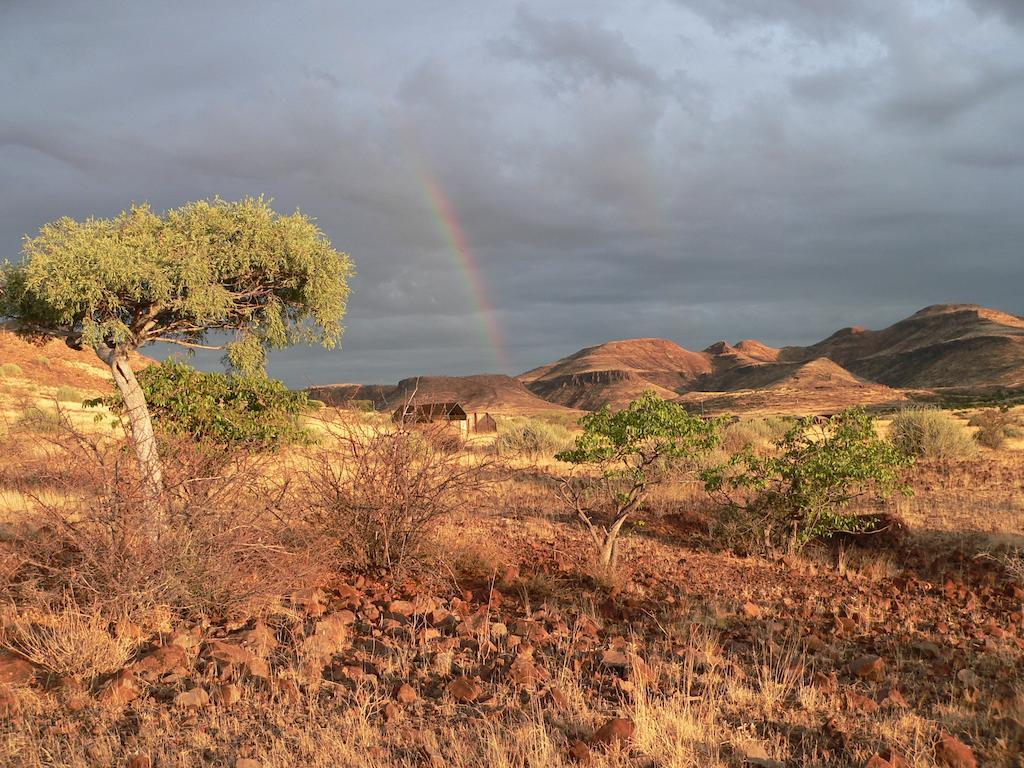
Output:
[
  {"xmin": 674, "ymin": 0, "xmax": 896, "ymax": 41},
  {"xmin": 967, "ymin": 0, "xmax": 1024, "ymax": 26},
  {"xmin": 2, "ymin": 0, "xmax": 1023, "ymax": 386},
  {"xmin": 492, "ymin": 6, "xmax": 664, "ymax": 92},
  {"xmin": 876, "ymin": 66, "xmax": 1024, "ymax": 129}
]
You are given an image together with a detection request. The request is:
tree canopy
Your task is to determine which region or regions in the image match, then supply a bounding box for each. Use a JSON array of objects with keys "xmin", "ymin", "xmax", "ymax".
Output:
[{"xmin": 1, "ymin": 196, "xmax": 353, "ymax": 373}]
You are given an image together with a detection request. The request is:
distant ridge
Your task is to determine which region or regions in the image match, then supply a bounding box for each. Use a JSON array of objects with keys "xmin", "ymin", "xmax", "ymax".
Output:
[
  {"xmin": 779, "ymin": 304, "xmax": 1024, "ymax": 388},
  {"xmin": 308, "ymin": 374, "xmax": 573, "ymax": 415},
  {"xmin": 307, "ymin": 304, "xmax": 1024, "ymax": 415}
]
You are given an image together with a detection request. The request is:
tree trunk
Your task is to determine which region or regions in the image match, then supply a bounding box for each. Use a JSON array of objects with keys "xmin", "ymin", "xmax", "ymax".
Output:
[
  {"xmin": 598, "ymin": 514, "xmax": 629, "ymax": 567},
  {"xmin": 98, "ymin": 346, "xmax": 164, "ymax": 503}
]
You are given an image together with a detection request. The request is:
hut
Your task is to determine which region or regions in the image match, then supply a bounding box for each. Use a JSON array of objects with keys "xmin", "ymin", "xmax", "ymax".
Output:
[
  {"xmin": 471, "ymin": 412, "xmax": 497, "ymax": 434},
  {"xmin": 392, "ymin": 402, "xmax": 469, "ymax": 437}
]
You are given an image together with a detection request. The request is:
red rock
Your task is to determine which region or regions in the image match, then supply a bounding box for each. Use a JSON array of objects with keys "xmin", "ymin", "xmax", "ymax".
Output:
[
  {"xmin": 387, "ymin": 600, "xmax": 415, "ymax": 617},
  {"xmin": 848, "ymin": 655, "xmax": 885, "ymax": 682},
  {"xmin": 591, "ymin": 717, "xmax": 634, "ymax": 747},
  {"xmin": 880, "ymin": 688, "xmax": 908, "ymax": 708},
  {"xmin": 846, "ymin": 691, "xmax": 879, "ymax": 714},
  {"xmin": 811, "ymin": 672, "xmax": 837, "ymax": 691},
  {"xmin": 235, "ymin": 760, "xmax": 262, "ymax": 768},
  {"xmin": 214, "ymin": 683, "xmax": 241, "ymax": 706},
  {"xmin": 131, "ymin": 644, "xmax": 188, "ymax": 679},
  {"xmin": 97, "ymin": 670, "xmax": 140, "ymax": 706},
  {"xmin": 393, "ymin": 682, "xmax": 417, "ymax": 704},
  {"xmin": 509, "ymin": 656, "xmax": 549, "ymax": 688},
  {"xmin": 447, "ymin": 676, "xmax": 481, "ymax": 703},
  {"xmin": 741, "ymin": 602, "xmax": 762, "ymax": 619},
  {"xmin": 547, "ymin": 686, "xmax": 569, "ymax": 709},
  {"xmin": 865, "ymin": 754, "xmax": 889, "ymax": 768},
  {"xmin": 382, "ymin": 700, "xmax": 400, "ymax": 722},
  {"xmin": 569, "ymin": 740, "xmax": 592, "ymax": 764},
  {"xmin": 126, "ymin": 755, "xmax": 152, "ymax": 768},
  {"xmin": 174, "ymin": 686, "xmax": 210, "ymax": 709},
  {"xmin": 0, "ymin": 653, "xmax": 34, "ymax": 686},
  {"xmin": 600, "ymin": 649, "xmax": 630, "ymax": 669},
  {"xmin": 935, "ymin": 732, "xmax": 977, "ymax": 768}
]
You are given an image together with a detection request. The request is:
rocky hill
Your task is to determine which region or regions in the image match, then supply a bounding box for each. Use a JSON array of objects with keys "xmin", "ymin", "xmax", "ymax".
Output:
[
  {"xmin": 512, "ymin": 304, "xmax": 1023, "ymax": 413},
  {"xmin": 307, "ymin": 304, "xmax": 1024, "ymax": 416},
  {"xmin": 680, "ymin": 357, "xmax": 908, "ymax": 415},
  {"xmin": 520, "ymin": 338, "xmax": 712, "ymax": 410},
  {"xmin": 309, "ymin": 374, "xmax": 573, "ymax": 415},
  {"xmin": 779, "ymin": 304, "xmax": 1024, "ymax": 389}
]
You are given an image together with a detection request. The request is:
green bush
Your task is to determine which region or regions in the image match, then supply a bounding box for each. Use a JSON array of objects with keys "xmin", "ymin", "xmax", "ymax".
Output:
[
  {"xmin": 890, "ymin": 406, "xmax": 976, "ymax": 459},
  {"xmin": 967, "ymin": 407, "xmax": 1023, "ymax": 450},
  {"xmin": 0, "ymin": 363, "xmax": 23, "ymax": 377},
  {"xmin": 705, "ymin": 408, "xmax": 912, "ymax": 552},
  {"xmin": 89, "ymin": 360, "xmax": 312, "ymax": 448},
  {"xmin": 494, "ymin": 417, "xmax": 573, "ymax": 458},
  {"xmin": 557, "ymin": 392, "xmax": 724, "ymax": 568}
]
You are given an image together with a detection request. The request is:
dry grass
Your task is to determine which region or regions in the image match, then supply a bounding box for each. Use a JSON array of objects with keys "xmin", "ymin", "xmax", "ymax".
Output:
[
  {"xmin": 0, "ymin": 600, "xmax": 140, "ymax": 683},
  {"xmin": 0, "ymin": 400, "xmax": 1022, "ymax": 767}
]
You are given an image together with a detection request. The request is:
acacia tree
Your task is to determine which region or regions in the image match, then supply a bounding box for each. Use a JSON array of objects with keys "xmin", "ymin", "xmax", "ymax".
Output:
[
  {"xmin": 556, "ymin": 392, "xmax": 723, "ymax": 569},
  {"xmin": 0, "ymin": 197, "xmax": 353, "ymax": 501}
]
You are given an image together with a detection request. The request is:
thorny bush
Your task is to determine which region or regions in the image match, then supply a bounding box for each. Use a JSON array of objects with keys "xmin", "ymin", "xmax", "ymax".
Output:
[
  {"xmin": 299, "ymin": 418, "xmax": 490, "ymax": 575},
  {"xmin": 2, "ymin": 412, "xmax": 322, "ymax": 629}
]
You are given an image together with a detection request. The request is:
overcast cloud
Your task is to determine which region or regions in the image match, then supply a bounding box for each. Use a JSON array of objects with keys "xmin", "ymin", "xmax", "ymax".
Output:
[{"xmin": 2, "ymin": 0, "xmax": 1022, "ymax": 386}]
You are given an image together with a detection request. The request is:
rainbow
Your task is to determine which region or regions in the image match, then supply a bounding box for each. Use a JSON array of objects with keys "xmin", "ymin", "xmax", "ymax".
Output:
[{"xmin": 417, "ymin": 170, "xmax": 509, "ymax": 370}]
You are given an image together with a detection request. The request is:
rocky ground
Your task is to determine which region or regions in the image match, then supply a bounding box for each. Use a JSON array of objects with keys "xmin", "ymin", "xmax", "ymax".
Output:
[{"xmin": 2, "ymin": 493, "xmax": 1021, "ymax": 767}]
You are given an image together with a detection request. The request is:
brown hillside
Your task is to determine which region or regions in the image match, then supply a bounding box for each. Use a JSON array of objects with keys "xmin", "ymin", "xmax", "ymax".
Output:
[
  {"xmin": 520, "ymin": 338, "xmax": 712, "ymax": 409},
  {"xmin": 525, "ymin": 370, "xmax": 680, "ymax": 411},
  {"xmin": 781, "ymin": 304, "xmax": 1024, "ymax": 388},
  {"xmin": 0, "ymin": 325, "xmax": 149, "ymax": 395},
  {"xmin": 681, "ymin": 357, "xmax": 908, "ymax": 415},
  {"xmin": 520, "ymin": 338, "xmax": 712, "ymax": 382},
  {"xmin": 310, "ymin": 375, "xmax": 574, "ymax": 415},
  {"xmin": 734, "ymin": 338, "xmax": 780, "ymax": 362}
]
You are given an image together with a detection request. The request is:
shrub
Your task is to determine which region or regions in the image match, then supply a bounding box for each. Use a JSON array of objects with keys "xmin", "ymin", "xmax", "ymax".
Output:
[
  {"xmin": 494, "ymin": 418, "xmax": 573, "ymax": 459},
  {"xmin": 705, "ymin": 408, "xmax": 912, "ymax": 553},
  {"xmin": 89, "ymin": 360, "xmax": 313, "ymax": 448},
  {"xmin": 890, "ymin": 406, "xmax": 976, "ymax": 459},
  {"xmin": 557, "ymin": 392, "xmax": 723, "ymax": 569},
  {"xmin": 6, "ymin": 429, "xmax": 321, "ymax": 626},
  {"xmin": 968, "ymin": 407, "xmax": 1023, "ymax": 450},
  {"xmin": 300, "ymin": 422, "xmax": 487, "ymax": 574},
  {"xmin": 720, "ymin": 416, "xmax": 793, "ymax": 454},
  {"xmin": 54, "ymin": 385, "xmax": 81, "ymax": 403},
  {"xmin": 1, "ymin": 601, "xmax": 139, "ymax": 683},
  {"xmin": 0, "ymin": 363, "xmax": 23, "ymax": 377},
  {"xmin": 14, "ymin": 406, "xmax": 62, "ymax": 434}
]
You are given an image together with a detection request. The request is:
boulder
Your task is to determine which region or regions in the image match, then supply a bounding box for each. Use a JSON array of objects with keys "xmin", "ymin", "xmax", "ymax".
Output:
[
  {"xmin": 447, "ymin": 676, "xmax": 481, "ymax": 703},
  {"xmin": 935, "ymin": 732, "xmax": 977, "ymax": 768},
  {"xmin": 592, "ymin": 717, "xmax": 634, "ymax": 747}
]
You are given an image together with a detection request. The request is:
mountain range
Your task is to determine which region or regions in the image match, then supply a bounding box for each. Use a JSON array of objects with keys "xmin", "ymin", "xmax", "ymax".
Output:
[{"xmin": 312, "ymin": 304, "xmax": 1024, "ymax": 415}]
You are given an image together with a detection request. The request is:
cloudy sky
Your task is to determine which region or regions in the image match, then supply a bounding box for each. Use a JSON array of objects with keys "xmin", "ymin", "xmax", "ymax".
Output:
[{"xmin": 2, "ymin": 1, "xmax": 1023, "ymax": 386}]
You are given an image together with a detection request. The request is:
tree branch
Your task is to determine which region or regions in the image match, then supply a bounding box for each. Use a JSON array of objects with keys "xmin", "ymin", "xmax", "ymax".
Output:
[{"xmin": 150, "ymin": 337, "xmax": 226, "ymax": 351}]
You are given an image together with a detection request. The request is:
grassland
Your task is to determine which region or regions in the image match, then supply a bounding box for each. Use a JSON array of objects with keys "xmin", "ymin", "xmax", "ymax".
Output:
[{"xmin": 0, "ymin": 402, "xmax": 1021, "ymax": 767}]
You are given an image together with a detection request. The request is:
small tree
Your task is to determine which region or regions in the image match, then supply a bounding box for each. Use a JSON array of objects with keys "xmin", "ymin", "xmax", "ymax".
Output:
[
  {"xmin": 704, "ymin": 408, "xmax": 912, "ymax": 552},
  {"xmin": 1, "ymin": 197, "xmax": 353, "ymax": 503},
  {"xmin": 90, "ymin": 359, "xmax": 314, "ymax": 448},
  {"xmin": 555, "ymin": 392, "xmax": 723, "ymax": 569}
]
